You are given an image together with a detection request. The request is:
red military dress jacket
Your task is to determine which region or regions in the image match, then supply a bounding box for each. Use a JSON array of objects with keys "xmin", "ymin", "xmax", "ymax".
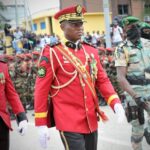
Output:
[
  {"xmin": 0, "ymin": 61, "xmax": 25, "ymax": 130},
  {"xmin": 34, "ymin": 43, "xmax": 121, "ymax": 133}
]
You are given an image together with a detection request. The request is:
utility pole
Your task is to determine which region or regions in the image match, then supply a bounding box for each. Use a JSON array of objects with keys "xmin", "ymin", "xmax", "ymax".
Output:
[
  {"xmin": 15, "ymin": 0, "xmax": 19, "ymax": 27},
  {"xmin": 26, "ymin": 0, "xmax": 34, "ymax": 31},
  {"xmin": 83, "ymin": 0, "xmax": 87, "ymax": 10},
  {"xmin": 103, "ymin": 0, "xmax": 112, "ymax": 48},
  {"xmin": 24, "ymin": 0, "xmax": 29, "ymax": 31},
  {"xmin": 59, "ymin": 0, "xmax": 62, "ymax": 10}
]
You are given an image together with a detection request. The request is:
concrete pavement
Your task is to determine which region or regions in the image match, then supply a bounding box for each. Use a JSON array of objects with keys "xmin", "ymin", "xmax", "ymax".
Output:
[{"xmin": 10, "ymin": 106, "xmax": 149, "ymax": 150}]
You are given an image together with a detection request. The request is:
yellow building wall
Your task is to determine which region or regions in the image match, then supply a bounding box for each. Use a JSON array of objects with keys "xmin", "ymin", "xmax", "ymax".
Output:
[
  {"xmin": 51, "ymin": 13, "xmax": 112, "ymax": 38},
  {"xmin": 32, "ymin": 13, "xmax": 112, "ymax": 37},
  {"xmin": 33, "ymin": 17, "xmax": 51, "ymax": 35},
  {"xmin": 52, "ymin": 17, "xmax": 64, "ymax": 38},
  {"xmin": 84, "ymin": 13, "xmax": 106, "ymax": 33}
]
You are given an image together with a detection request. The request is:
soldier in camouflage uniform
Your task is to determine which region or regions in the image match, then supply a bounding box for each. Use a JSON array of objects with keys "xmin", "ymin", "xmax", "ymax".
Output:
[
  {"xmin": 139, "ymin": 22, "xmax": 150, "ymax": 40},
  {"xmin": 115, "ymin": 16, "xmax": 150, "ymax": 150},
  {"xmin": 24, "ymin": 53, "xmax": 33, "ymax": 110},
  {"xmin": 97, "ymin": 47, "xmax": 107, "ymax": 106},
  {"xmin": 27, "ymin": 51, "xmax": 40, "ymax": 110},
  {"xmin": 14, "ymin": 54, "xmax": 28, "ymax": 112},
  {"xmin": 6, "ymin": 55, "xmax": 16, "ymax": 80},
  {"xmin": 106, "ymin": 48, "xmax": 125, "ymax": 103}
]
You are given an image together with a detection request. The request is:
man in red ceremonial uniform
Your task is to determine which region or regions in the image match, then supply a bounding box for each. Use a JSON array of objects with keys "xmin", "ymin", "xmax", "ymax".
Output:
[
  {"xmin": 0, "ymin": 57, "xmax": 28, "ymax": 150},
  {"xmin": 34, "ymin": 5, "xmax": 125, "ymax": 150}
]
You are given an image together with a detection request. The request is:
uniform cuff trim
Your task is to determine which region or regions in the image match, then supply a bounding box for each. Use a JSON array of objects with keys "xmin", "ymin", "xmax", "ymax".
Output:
[
  {"xmin": 107, "ymin": 94, "xmax": 119, "ymax": 105},
  {"xmin": 35, "ymin": 112, "xmax": 47, "ymax": 118}
]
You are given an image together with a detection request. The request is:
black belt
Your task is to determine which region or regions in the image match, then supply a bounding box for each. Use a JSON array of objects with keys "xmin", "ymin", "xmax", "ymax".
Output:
[{"xmin": 127, "ymin": 79, "xmax": 150, "ymax": 85}]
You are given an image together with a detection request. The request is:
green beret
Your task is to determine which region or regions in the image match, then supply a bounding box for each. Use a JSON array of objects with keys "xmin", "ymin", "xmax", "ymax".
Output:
[
  {"xmin": 121, "ymin": 16, "xmax": 140, "ymax": 27},
  {"xmin": 139, "ymin": 22, "xmax": 150, "ymax": 39},
  {"xmin": 138, "ymin": 22, "xmax": 150, "ymax": 28}
]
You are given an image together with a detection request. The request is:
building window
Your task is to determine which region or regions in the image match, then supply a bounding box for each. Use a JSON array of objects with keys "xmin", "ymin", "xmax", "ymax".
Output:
[
  {"xmin": 144, "ymin": 3, "xmax": 150, "ymax": 14},
  {"xmin": 118, "ymin": 5, "xmax": 128, "ymax": 15},
  {"xmin": 33, "ymin": 23, "xmax": 37, "ymax": 31},
  {"xmin": 40, "ymin": 22, "xmax": 46, "ymax": 29}
]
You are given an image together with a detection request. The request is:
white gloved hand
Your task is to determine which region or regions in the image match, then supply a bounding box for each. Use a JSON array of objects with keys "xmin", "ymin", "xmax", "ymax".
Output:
[
  {"xmin": 114, "ymin": 103, "xmax": 126, "ymax": 123},
  {"xmin": 18, "ymin": 120, "xmax": 28, "ymax": 136},
  {"xmin": 38, "ymin": 126, "xmax": 50, "ymax": 149}
]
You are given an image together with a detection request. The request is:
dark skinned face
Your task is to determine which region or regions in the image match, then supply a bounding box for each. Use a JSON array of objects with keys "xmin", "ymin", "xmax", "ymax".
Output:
[
  {"xmin": 61, "ymin": 21, "xmax": 84, "ymax": 42},
  {"xmin": 124, "ymin": 24, "xmax": 141, "ymax": 43}
]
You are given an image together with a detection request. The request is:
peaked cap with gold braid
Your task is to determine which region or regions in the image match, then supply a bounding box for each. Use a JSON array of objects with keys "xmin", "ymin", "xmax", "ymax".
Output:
[{"xmin": 54, "ymin": 5, "xmax": 86, "ymax": 23}]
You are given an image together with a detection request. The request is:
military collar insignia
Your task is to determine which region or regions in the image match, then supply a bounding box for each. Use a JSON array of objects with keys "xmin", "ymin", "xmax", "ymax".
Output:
[
  {"xmin": 65, "ymin": 41, "xmax": 82, "ymax": 50},
  {"xmin": 37, "ymin": 66, "xmax": 46, "ymax": 78}
]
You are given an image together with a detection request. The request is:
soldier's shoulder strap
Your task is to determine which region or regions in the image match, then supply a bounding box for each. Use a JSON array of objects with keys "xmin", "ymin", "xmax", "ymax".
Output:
[{"xmin": 116, "ymin": 41, "xmax": 129, "ymax": 63}]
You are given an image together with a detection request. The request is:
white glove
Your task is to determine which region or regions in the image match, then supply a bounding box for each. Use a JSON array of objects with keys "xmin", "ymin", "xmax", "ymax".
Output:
[
  {"xmin": 38, "ymin": 126, "xmax": 50, "ymax": 149},
  {"xmin": 114, "ymin": 103, "xmax": 125, "ymax": 123},
  {"xmin": 18, "ymin": 120, "xmax": 28, "ymax": 136}
]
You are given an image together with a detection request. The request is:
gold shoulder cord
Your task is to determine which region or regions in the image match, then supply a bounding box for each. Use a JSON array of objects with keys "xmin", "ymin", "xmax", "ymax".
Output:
[{"xmin": 49, "ymin": 47, "xmax": 77, "ymax": 97}]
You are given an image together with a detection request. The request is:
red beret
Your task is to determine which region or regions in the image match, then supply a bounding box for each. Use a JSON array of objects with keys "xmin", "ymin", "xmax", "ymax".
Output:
[
  {"xmin": 6, "ymin": 55, "xmax": 14, "ymax": 60},
  {"xmin": 4, "ymin": 54, "xmax": 14, "ymax": 60},
  {"xmin": 106, "ymin": 47, "xmax": 114, "ymax": 52},
  {"xmin": 25, "ymin": 53, "xmax": 32, "ymax": 59},
  {"xmin": 54, "ymin": 5, "xmax": 86, "ymax": 23},
  {"xmin": 99, "ymin": 47, "xmax": 106, "ymax": 51},
  {"xmin": 32, "ymin": 51, "xmax": 40, "ymax": 55},
  {"xmin": 16, "ymin": 54, "xmax": 25, "ymax": 59}
]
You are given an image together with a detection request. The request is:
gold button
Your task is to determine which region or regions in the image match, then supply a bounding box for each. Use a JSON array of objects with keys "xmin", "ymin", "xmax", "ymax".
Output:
[
  {"xmin": 86, "ymin": 108, "xmax": 88, "ymax": 111},
  {"xmin": 84, "ymin": 96, "xmax": 87, "ymax": 99}
]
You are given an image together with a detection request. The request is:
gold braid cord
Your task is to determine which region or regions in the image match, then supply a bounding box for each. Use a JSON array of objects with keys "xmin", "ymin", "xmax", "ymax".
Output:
[
  {"xmin": 55, "ymin": 45, "xmax": 108, "ymax": 122},
  {"xmin": 49, "ymin": 47, "xmax": 77, "ymax": 97}
]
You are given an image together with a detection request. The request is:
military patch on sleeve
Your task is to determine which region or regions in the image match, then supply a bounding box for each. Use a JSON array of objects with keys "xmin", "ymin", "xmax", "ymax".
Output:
[
  {"xmin": 115, "ymin": 47, "xmax": 124, "ymax": 59},
  {"xmin": 0, "ymin": 72, "xmax": 5, "ymax": 84},
  {"xmin": 40, "ymin": 56, "xmax": 49, "ymax": 63},
  {"xmin": 37, "ymin": 66, "xmax": 46, "ymax": 78}
]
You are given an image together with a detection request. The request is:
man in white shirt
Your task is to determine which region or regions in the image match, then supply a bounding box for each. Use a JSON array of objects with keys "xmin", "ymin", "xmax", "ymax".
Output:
[
  {"xmin": 13, "ymin": 27, "xmax": 23, "ymax": 53},
  {"xmin": 111, "ymin": 20, "xmax": 124, "ymax": 47}
]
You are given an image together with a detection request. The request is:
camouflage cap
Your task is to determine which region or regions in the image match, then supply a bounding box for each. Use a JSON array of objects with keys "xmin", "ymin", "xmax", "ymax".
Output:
[{"xmin": 121, "ymin": 16, "xmax": 140, "ymax": 27}]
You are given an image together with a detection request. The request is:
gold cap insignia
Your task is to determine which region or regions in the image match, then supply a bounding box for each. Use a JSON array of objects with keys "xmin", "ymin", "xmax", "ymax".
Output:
[{"xmin": 76, "ymin": 5, "xmax": 82, "ymax": 15}]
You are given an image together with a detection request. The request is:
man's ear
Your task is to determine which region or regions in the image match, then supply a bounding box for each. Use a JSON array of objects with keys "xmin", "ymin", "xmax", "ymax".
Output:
[{"xmin": 60, "ymin": 22, "xmax": 65, "ymax": 31}]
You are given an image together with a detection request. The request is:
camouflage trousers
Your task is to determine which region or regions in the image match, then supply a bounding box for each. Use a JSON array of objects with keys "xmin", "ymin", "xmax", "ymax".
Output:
[{"xmin": 125, "ymin": 85, "xmax": 150, "ymax": 150}]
